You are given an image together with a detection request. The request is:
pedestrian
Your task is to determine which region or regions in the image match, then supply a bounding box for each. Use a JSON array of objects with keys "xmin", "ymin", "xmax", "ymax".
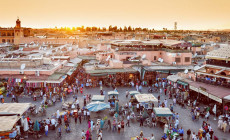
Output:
[
  {"xmin": 11, "ymin": 94, "xmax": 16, "ymax": 102},
  {"xmin": 58, "ymin": 126, "xmax": 61, "ymax": 138},
  {"xmin": 136, "ymin": 103, "xmax": 140, "ymax": 112},
  {"xmin": 81, "ymin": 130, "xmax": 85, "ymax": 138},
  {"xmin": 99, "ymin": 130, "xmax": 103, "ymax": 140},
  {"xmin": 117, "ymin": 122, "xmax": 121, "ymax": 133},
  {"xmin": 74, "ymin": 112, "xmax": 78, "ymax": 124},
  {"xmin": 164, "ymin": 88, "xmax": 167, "ymax": 95},
  {"xmin": 121, "ymin": 120, "xmax": 124, "ymax": 132},
  {"xmin": 83, "ymin": 109, "xmax": 87, "ymax": 120},
  {"xmin": 175, "ymin": 118, "xmax": 179, "ymax": 129},
  {"xmin": 209, "ymin": 129, "xmax": 214, "ymax": 139},
  {"xmin": 150, "ymin": 134, "xmax": 155, "ymax": 140},
  {"xmin": 178, "ymin": 127, "xmax": 184, "ymax": 137},
  {"xmin": 112, "ymin": 119, "xmax": 116, "ymax": 131},
  {"xmin": 87, "ymin": 110, "xmax": 90, "ymax": 121},
  {"xmin": 140, "ymin": 115, "xmax": 143, "ymax": 127},
  {"xmin": 45, "ymin": 124, "xmax": 48, "ymax": 136},
  {"xmin": 164, "ymin": 123, "xmax": 169, "ymax": 134},
  {"xmin": 126, "ymin": 90, "xmax": 129, "ymax": 98},
  {"xmin": 107, "ymin": 119, "xmax": 111, "ymax": 130},
  {"xmin": 187, "ymin": 129, "xmax": 191, "ymax": 140},
  {"xmin": 79, "ymin": 113, "xmax": 82, "ymax": 124}
]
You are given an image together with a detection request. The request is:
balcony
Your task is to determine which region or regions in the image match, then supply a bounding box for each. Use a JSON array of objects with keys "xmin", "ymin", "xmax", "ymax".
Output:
[
  {"xmin": 206, "ymin": 60, "xmax": 230, "ymax": 68},
  {"xmin": 123, "ymin": 60, "xmax": 140, "ymax": 64},
  {"xmin": 196, "ymin": 77, "xmax": 230, "ymax": 88}
]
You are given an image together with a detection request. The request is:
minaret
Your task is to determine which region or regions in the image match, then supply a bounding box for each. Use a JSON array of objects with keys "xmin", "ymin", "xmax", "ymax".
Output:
[{"xmin": 14, "ymin": 17, "xmax": 24, "ymax": 45}]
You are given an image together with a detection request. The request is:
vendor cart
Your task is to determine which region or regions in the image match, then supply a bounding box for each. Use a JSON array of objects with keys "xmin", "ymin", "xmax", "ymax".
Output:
[
  {"xmin": 153, "ymin": 107, "xmax": 173, "ymax": 126},
  {"xmin": 108, "ymin": 91, "xmax": 119, "ymax": 106}
]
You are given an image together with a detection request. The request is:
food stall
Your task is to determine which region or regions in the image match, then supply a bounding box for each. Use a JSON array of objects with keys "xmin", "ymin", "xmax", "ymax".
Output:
[
  {"xmin": 135, "ymin": 94, "xmax": 158, "ymax": 110},
  {"xmin": 92, "ymin": 95, "xmax": 105, "ymax": 102},
  {"xmin": 108, "ymin": 91, "xmax": 119, "ymax": 104},
  {"xmin": 153, "ymin": 107, "xmax": 173, "ymax": 126},
  {"xmin": 129, "ymin": 91, "xmax": 141, "ymax": 105},
  {"xmin": 0, "ymin": 116, "xmax": 20, "ymax": 139}
]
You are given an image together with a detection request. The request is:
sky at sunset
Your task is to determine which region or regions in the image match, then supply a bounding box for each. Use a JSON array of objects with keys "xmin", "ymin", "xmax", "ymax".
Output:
[{"xmin": 1, "ymin": 0, "xmax": 230, "ymax": 30}]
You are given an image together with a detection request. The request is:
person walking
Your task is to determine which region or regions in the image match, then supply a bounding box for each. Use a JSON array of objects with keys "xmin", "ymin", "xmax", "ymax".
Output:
[
  {"xmin": 187, "ymin": 129, "xmax": 191, "ymax": 140},
  {"xmin": 58, "ymin": 126, "xmax": 62, "ymax": 138},
  {"xmin": 140, "ymin": 115, "xmax": 143, "ymax": 127},
  {"xmin": 112, "ymin": 119, "xmax": 117, "ymax": 132},
  {"xmin": 45, "ymin": 124, "xmax": 49, "ymax": 136},
  {"xmin": 74, "ymin": 112, "xmax": 78, "ymax": 124},
  {"xmin": 126, "ymin": 115, "xmax": 130, "ymax": 127}
]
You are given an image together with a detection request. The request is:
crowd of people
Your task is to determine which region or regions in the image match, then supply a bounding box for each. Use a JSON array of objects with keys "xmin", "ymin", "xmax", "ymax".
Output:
[{"xmin": 2, "ymin": 66, "xmax": 230, "ymax": 140}]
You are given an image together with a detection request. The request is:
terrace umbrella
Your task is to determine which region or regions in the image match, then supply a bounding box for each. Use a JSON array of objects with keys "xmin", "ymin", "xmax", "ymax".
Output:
[
  {"xmin": 86, "ymin": 101, "xmax": 110, "ymax": 112},
  {"xmin": 115, "ymin": 101, "xmax": 119, "ymax": 114},
  {"xmin": 33, "ymin": 120, "xmax": 40, "ymax": 132}
]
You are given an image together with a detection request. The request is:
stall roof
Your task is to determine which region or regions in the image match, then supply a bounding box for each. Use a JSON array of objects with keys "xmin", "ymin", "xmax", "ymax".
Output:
[
  {"xmin": 135, "ymin": 94, "xmax": 158, "ymax": 103},
  {"xmin": 86, "ymin": 68, "xmax": 137, "ymax": 74},
  {"xmin": 0, "ymin": 103, "xmax": 31, "ymax": 116},
  {"xmin": 108, "ymin": 91, "xmax": 119, "ymax": 96},
  {"xmin": 153, "ymin": 107, "xmax": 173, "ymax": 117},
  {"xmin": 92, "ymin": 95, "xmax": 105, "ymax": 102},
  {"xmin": 167, "ymin": 75, "xmax": 183, "ymax": 82},
  {"xmin": 0, "ymin": 116, "xmax": 20, "ymax": 132},
  {"xmin": 189, "ymin": 81, "xmax": 230, "ymax": 99},
  {"xmin": 129, "ymin": 91, "xmax": 141, "ymax": 96}
]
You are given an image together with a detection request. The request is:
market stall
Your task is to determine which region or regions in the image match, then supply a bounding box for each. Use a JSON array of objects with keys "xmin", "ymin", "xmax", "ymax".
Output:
[
  {"xmin": 0, "ymin": 116, "xmax": 20, "ymax": 139},
  {"xmin": 135, "ymin": 94, "xmax": 158, "ymax": 110},
  {"xmin": 0, "ymin": 103, "xmax": 32, "ymax": 116},
  {"xmin": 108, "ymin": 91, "xmax": 119, "ymax": 105},
  {"xmin": 153, "ymin": 107, "xmax": 173, "ymax": 126}
]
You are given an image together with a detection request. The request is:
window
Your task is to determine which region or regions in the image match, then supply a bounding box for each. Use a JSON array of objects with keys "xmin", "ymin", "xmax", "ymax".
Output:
[
  {"xmin": 7, "ymin": 39, "xmax": 10, "ymax": 43},
  {"xmin": 175, "ymin": 58, "xmax": 181, "ymax": 63},
  {"xmin": 2, "ymin": 39, "xmax": 5, "ymax": 43},
  {"xmin": 154, "ymin": 56, "xmax": 157, "ymax": 60},
  {"xmin": 185, "ymin": 57, "xmax": 190, "ymax": 62},
  {"xmin": 7, "ymin": 32, "xmax": 11, "ymax": 36}
]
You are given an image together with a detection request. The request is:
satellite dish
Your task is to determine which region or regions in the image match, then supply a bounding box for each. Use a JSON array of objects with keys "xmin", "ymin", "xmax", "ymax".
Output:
[
  {"xmin": 194, "ymin": 65, "xmax": 200, "ymax": 71},
  {"xmin": 158, "ymin": 58, "xmax": 162, "ymax": 62},
  {"xmin": 29, "ymin": 56, "xmax": 32, "ymax": 59},
  {"xmin": 106, "ymin": 55, "xmax": 111, "ymax": 61},
  {"xmin": 21, "ymin": 64, "xmax": 26, "ymax": 70},
  {"xmin": 160, "ymin": 59, "xmax": 164, "ymax": 63},
  {"xmin": 184, "ymin": 69, "xmax": 188, "ymax": 74},
  {"xmin": 50, "ymin": 45, "xmax": 53, "ymax": 49},
  {"xmin": 142, "ymin": 54, "xmax": 146, "ymax": 59}
]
